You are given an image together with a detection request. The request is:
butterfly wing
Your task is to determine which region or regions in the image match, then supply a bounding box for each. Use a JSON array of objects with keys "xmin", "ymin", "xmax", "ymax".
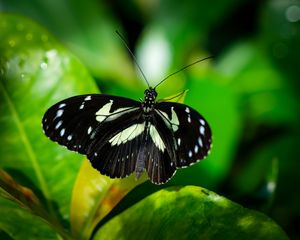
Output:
[
  {"xmin": 87, "ymin": 112, "xmax": 177, "ymax": 183},
  {"xmin": 145, "ymin": 114, "xmax": 177, "ymax": 184},
  {"xmin": 86, "ymin": 114, "xmax": 146, "ymax": 178},
  {"xmin": 155, "ymin": 101, "xmax": 212, "ymax": 168},
  {"xmin": 42, "ymin": 94, "xmax": 141, "ymax": 154}
]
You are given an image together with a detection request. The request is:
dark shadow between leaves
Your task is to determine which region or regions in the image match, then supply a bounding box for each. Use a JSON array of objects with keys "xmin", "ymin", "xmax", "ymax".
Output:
[
  {"xmin": 0, "ymin": 229, "xmax": 14, "ymax": 240},
  {"xmin": 2, "ymin": 167, "xmax": 69, "ymax": 229}
]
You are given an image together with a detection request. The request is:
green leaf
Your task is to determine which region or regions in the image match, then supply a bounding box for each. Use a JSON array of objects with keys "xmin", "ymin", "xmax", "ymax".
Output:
[
  {"xmin": 0, "ymin": 170, "xmax": 69, "ymax": 239},
  {"xmin": 0, "ymin": 198, "xmax": 58, "ymax": 240},
  {"xmin": 0, "ymin": 0, "xmax": 137, "ymax": 87},
  {"xmin": 0, "ymin": 13, "xmax": 97, "ymax": 237},
  {"xmin": 217, "ymin": 42, "xmax": 298, "ymax": 124},
  {"xmin": 94, "ymin": 186, "xmax": 289, "ymax": 240}
]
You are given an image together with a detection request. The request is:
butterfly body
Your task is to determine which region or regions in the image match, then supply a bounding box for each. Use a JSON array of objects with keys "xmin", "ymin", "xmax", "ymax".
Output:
[{"xmin": 42, "ymin": 87, "xmax": 212, "ymax": 184}]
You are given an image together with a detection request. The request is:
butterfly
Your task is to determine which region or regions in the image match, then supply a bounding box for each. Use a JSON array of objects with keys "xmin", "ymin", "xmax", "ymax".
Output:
[
  {"xmin": 42, "ymin": 33, "xmax": 212, "ymax": 185},
  {"xmin": 42, "ymin": 84, "xmax": 212, "ymax": 184}
]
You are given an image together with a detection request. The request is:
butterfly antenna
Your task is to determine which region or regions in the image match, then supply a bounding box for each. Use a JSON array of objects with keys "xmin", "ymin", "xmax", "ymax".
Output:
[
  {"xmin": 154, "ymin": 56, "xmax": 213, "ymax": 89},
  {"xmin": 116, "ymin": 30, "xmax": 150, "ymax": 88},
  {"xmin": 158, "ymin": 89, "xmax": 189, "ymax": 102}
]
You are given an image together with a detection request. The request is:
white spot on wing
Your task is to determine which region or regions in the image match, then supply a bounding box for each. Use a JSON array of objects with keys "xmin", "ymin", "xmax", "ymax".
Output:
[
  {"xmin": 96, "ymin": 100, "xmax": 113, "ymax": 122},
  {"xmin": 109, "ymin": 123, "xmax": 145, "ymax": 146},
  {"xmin": 87, "ymin": 126, "xmax": 92, "ymax": 135},
  {"xmin": 79, "ymin": 103, "xmax": 85, "ymax": 109},
  {"xmin": 55, "ymin": 120, "xmax": 63, "ymax": 129},
  {"xmin": 200, "ymin": 119, "xmax": 205, "ymax": 125},
  {"xmin": 59, "ymin": 103, "xmax": 66, "ymax": 108},
  {"xmin": 198, "ymin": 137, "xmax": 203, "ymax": 147},
  {"xmin": 159, "ymin": 110, "xmax": 169, "ymax": 120},
  {"xmin": 56, "ymin": 109, "xmax": 63, "ymax": 118},
  {"xmin": 170, "ymin": 107, "xmax": 179, "ymax": 131},
  {"xmin": 67, "ymin": 135, "xmax": 72, "ymax": 141},
  {"xmin": 199, "ymin": 126, "xmax": 205, "ymax": 135},
  {"xmin": 194, "ymin": 145, "xmax": 199, "ymax": 154},
  {"xmin": 177, "ymin": 138, "xmax": 181, "ymax": 146},
  {"xmin": 105, "ymin": 107, "xmax": 136, "ymax": 122},
  {"xmin": 157, "ymin": 107, "xmax": 179, "ymax": 132},
  {"xmin": 187, "ymin": 115, "xmax": 191, "ymax": 123},
  {"xmin": 149, "ymin": 125, "xmax": 166, "ymax": 152},
  {"xmin": 84, "ymin": 95, "xmax": 92, "ymax": 101},
  {"xmin": 60, "ymin": 128, "xmax": 65, "ymax": 137},
  {"xmin": 185, "ymin": 107, "xmax": 190, "ymax": 113},
  {"xmin": 188, "ymin": 150, "xmax": 193, "ymax": 157}
]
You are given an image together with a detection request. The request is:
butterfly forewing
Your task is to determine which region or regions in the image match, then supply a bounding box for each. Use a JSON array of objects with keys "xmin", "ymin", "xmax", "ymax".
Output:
[
  {"xmin": 42, "ymin": 94, "xmax": 140, "ymax": 154},
  {"xmin": 156, "ymin": 102, "xmax": 212, "ymax": 168}
]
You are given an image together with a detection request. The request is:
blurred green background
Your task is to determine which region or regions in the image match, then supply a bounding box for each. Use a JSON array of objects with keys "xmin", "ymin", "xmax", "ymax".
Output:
[{"xmin": 0, "ymin": 0, "xmax": 299, "ymax": 239}]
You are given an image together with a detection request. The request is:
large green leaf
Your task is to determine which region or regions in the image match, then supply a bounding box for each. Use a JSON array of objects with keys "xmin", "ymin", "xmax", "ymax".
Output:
[
  {"xmin": 217, "ymin": 42, "xmax": 298, "ymax": 124},
  {"xmin": 0, "ymin": 170, "xmax": 69, "ymax": 239},
  {"xmin": 94, "ymin": 186, "xmax": 289, "ymax": 240},
  {"xmin": 217, "ymin": 41, "xmax": 299, "ymax": 206},
  {"xmin": 0, "ymin": 13, "xmax": 97, "ymax": 237},
  {"xmin": 0, "ymin": 0, "xmax": 137, "ymax": 87}
]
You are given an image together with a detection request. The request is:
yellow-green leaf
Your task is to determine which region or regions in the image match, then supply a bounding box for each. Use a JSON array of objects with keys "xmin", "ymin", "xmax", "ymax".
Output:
[{"xmin": 70, "ymin": 160, "xmax": 147, "ymax": 240}]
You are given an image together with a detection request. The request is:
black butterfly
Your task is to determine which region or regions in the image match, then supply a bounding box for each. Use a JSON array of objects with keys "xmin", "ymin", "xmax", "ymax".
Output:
[
  {"xmin": 42, "ymin": 33, "xmax": 212, "ymax": 185},
  {"xmin": 42, "ymin": 86, "xmax": 212, "ymax": 184}
]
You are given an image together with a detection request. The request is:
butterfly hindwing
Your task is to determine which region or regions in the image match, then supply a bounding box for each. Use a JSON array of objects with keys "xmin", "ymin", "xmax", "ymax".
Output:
[
  {"xmin": 144, "ymin": 142, "xmax": 176, "ymax": 184},
  {"xmin": 146, "ymin": 114, "xmax": 177, "ymax": 184},
  {"xmin": 87, "ymin": 112, "xmax": 177, "ymax": 184},
  {"xmin": 156, "ymin": 102, "xmax": 212, "ymax": 168},
  {"xmin": 86, "ymin": 112, "xmax": 145, "ymax": 178}
]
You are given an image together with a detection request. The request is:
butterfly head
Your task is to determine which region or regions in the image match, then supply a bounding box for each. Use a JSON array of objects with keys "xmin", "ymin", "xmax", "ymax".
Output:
[
  {"xmin": 144, "ymin": 87, "xmax": 157, "ymax": 101},
  {"xmin": 142, "ymin": 87, "xmax": 158, "ymax": 113}
]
